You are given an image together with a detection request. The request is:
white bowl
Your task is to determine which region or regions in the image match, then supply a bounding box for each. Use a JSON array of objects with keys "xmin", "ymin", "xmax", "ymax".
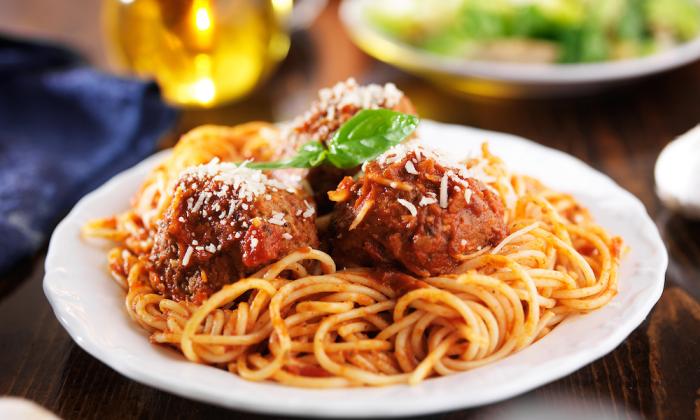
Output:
[
  {"xmin": 44, "ymin": 120, "xmax": 667, "ymax": 417},
  {"xmin": 340, "ymin": 0, "xmax": 700, "ymax": 97}
]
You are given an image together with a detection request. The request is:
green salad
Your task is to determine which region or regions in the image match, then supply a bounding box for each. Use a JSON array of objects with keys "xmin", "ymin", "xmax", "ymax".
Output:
[{"xmin": 368, "ymin": 0, "xmax": 700, "ymax": 63}]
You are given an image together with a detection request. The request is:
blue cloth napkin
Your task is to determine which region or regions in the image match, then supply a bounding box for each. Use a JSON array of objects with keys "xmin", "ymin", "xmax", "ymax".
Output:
[{"xmin": 0, "ymin": 37, "xmax": 178, "ymax": 272}]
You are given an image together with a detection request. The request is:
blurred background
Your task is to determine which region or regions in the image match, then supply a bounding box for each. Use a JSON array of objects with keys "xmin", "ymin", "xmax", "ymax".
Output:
[
  {"xmin": 4, "ymin": 0, "xmax": 700, "ymax": 153},
  {"xmin": 1, "ymin": 1, "xmax": 700, "ymax": 419},
  {"xmin": 4, "ymin": 0, "xmax": 700, "ymax": 140}
]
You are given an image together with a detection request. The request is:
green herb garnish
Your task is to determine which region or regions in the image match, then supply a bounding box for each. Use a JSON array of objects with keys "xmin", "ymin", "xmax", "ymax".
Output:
[
  {"xmin": 247, "ymin": 109, "xmax": 419, "ymax": 170},
  {"xmin": 245, "ymin": 140, "xmax": 327, "ymax": 170}
]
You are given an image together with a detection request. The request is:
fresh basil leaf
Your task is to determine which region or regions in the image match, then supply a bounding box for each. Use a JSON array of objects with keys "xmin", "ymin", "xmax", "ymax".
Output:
[
  {"xmin": 245, "ymin": 110, "xmax": 418, "ymax": 171},
  {"xmin": 326, "ymin": 109, "xmax": 419, "ymax": 169},
  {"xmin": 247, "ymin": 141, "xmax": 327, "ymax": 169}
]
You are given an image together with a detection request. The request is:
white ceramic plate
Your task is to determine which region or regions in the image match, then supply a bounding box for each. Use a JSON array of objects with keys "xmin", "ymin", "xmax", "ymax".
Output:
[
  {"xmin": 340, "ymin": 0, "xmax": 700, "ymax": 97},
  {"xmin": 44, "ymin": 121, "xmax": 667, "ymax": 417}
]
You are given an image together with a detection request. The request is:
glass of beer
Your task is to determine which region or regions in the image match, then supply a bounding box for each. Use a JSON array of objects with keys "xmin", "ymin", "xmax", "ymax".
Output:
[{"xmin": 103, "ymin": 0, "xmax": 292, "ymax": 107}]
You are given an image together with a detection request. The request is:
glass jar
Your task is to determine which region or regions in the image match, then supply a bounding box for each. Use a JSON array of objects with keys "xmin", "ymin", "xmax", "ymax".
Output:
[{"xmin": 103, "ymin": 0, "xmax": 291, "ymax": 107}]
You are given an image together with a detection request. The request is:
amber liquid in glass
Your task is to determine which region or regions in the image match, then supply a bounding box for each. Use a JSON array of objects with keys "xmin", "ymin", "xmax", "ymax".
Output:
[{"xmin": 103, "ymin": 0, "xmax": 290, "ymax": 107}]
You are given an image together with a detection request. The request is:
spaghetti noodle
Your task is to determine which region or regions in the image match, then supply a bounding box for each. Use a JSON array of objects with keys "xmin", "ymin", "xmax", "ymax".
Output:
[{"xmin": 83, "ymin": 124, "xmax": 623, "ymax": 388}]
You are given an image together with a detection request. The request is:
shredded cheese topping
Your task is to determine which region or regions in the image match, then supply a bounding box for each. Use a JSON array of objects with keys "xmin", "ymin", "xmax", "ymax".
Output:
[
  {"xmin": 372, "ymin": 142, "xmax": 503, "ymax": 212},
  {"xmin": 174, "ymin": 159, "xmax": 309, "ymax": 260},
  {"xmin": 377, "ymin": 142, "xmax": 494, "ymax": 188},
  {"xmin": 404, "ymin": 160, "xmax": 418, "ymax": 175},
  {"xmin": 268, "ymin": 212, "xmax": 287, "ymax": 226},
  {"xmin": 181, "ymin": 160, "xmax": 294, "ymax": 205},
  {"xmin": 397, "ymin": 198, "xmax": 418, "ymax": 216},
  {"xmin": 302, "ymin": 200, "xmax": 315, "ymax": 218},
  {"xmin": 182, "ymin": 246, "xmax": 194, "ymax": 267},
  {"xmin": 439, "ymin": 173, "xmax": 449, "ymax": 208},
  {"xmin": 419, "ymin": 195, "xmax": 437, "ymax": 206},
  {"xmin": 317, "ymin": 78, "xmax": 403, "ymax": 111},
  {"xmin": 287, "ymin": 78, "xmax": 406, "ymax": 143}
]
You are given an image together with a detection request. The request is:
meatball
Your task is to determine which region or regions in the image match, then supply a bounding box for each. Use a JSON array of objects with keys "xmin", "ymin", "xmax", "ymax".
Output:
[
  {"xmin": 329, "ymin": 145, "xmax": 507, "ymax": 277},
  {"xmin": 279, "ymin": 78, "xmax": 417, "ymax": 214},
  {"xmin": 149, "ymin": 160, "xmax": 319, "ymax": 303},
  {"xmin": 282, "ymin": 78, "xmax": 416, "ymax": 154}
]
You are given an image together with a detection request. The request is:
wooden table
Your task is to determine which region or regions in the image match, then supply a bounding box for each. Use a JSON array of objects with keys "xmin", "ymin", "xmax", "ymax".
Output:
[{"xmin": 1, "ymin": 1, "xmax": 699, "ymax": 419}]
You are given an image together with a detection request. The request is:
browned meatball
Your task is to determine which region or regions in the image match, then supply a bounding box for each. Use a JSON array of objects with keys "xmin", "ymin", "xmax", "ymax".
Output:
[
  {"xmin": 282, "ymin": 78, "xmax": 416, "ymax": 153},
  {"xmin": 279, "ymin": 78, "xmax": 417, "ymax": 214},
  {"xmin": 329, "ymin": 145, "xmax": 507, "ymax": 277},
  {"xmin": 149, "ymin": 161, "xmax": 318, "ymax": 303}
]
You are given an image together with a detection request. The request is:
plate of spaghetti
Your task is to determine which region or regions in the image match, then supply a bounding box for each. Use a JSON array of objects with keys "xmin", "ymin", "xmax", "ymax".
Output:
[{"xmin": 44, "ymin": 79, "xmax": 666, "ymax": 417}]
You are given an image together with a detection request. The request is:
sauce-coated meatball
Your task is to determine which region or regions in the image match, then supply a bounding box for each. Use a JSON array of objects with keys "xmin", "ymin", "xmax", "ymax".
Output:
[
  {"xmin": 279, "ymin": 78, "xmax": 417, "ymax": 213},
  {"xmin": 282, "ymin": 78, "xmax": 415, "ymax": 154},
  {"xmin": 329, "ymin": 145, "xmax": 507, "ymax": 277},
  {"xmin": 149, "ymin": 161, "xmax": 318, "ymax": 303}
]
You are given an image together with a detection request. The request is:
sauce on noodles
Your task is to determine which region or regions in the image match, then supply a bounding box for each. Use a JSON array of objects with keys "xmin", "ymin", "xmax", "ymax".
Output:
[{"xmin": 82, "ymin": 80, "xmax": 623, "ymax": 388}]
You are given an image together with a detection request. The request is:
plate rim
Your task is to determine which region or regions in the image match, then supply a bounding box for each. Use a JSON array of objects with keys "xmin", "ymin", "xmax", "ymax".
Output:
[
  {"xmin": 43, "ymin": 120, "xmax": 668, "ymax": 417},
  {"xmin": 339, "ymin": 0, "xmax": 700, "ymax": 85}
]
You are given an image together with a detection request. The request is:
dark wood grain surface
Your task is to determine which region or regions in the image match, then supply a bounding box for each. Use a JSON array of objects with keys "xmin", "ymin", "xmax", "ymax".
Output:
[{"xmin": 1, "ymin": 1, "xmax": 700, "ymax": 419}]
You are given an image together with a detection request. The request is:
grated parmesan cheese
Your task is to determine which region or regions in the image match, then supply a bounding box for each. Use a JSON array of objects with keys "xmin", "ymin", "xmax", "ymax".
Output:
[
  {"xmin": 375, "ymin": 143, "xmax": 496, "ymax": 190},
  {"xmin": 404, "ymin": 161, "xmax": 418, "ymax": 175},
  {"xmin": 419, "ymin": 195, "xmax": 437, "ymax": 206},
  {"xmin": 302, "ymin": 200, "xmax": 315, "ymax": 218},
  {"xmin": 397, "ymin": 198, "xmax": 417, "ymax": 216},
  {"xmin": 182, "ymin": 246, "xmax": 194, "ymax": 267},
  {"xmin": 282, "ymin": 78, "xmax": 404, "ymax": 151},
  {"xmin": 191, "ymin": 193, "xmax": 206, "ymax": 212},
  {"xmin": 176, "ymin": 159, "xmax": 303, "ymax": 238},
  {"xmin": 464, "ymin": 188, "xmax": 473, "ymax": 204},
  {"xmin": 311, "ymin": 78, "xmax": 404, "ymax": 123},
  {"xmin": 268, "ymin": 212, "xmax": 287, "ymax": 226},
  {"xmin": 282, "ymin": 233, "xmax": 293, "ymax": 240},
  {"xmin": 180, "ymin": 159, "xmax": 297, "ymax": 208},
  {"xmin": 439, "ymin": 173, "xmax": 449, "ymax": 208}
]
